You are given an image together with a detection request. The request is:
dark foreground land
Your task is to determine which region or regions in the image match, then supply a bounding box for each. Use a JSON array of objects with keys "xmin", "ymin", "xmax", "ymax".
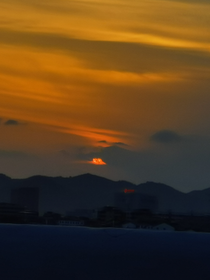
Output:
[{"xmin": 0, "ymin": 224, "xmax": 210, "ymax": 280}]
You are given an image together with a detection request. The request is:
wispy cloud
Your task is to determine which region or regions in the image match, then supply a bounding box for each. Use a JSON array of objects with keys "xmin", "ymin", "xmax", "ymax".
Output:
[
  {"xmin": 97, "ymin": 140, "xmax": 128, "ymax": 147},
  {"xmin": 4, "ymin": 119, "xmax": 21, "ymax": 125},
  {"xmin": 0, "ymin": 28, "xmax": 209, "ymax": 72},
  {"xmin": 57, "ymin": 125, "xmax": 129, "ymax": 144},
  {"xmin": 114, "ymin": 142, "xmax": 129, "ymax": 146}
]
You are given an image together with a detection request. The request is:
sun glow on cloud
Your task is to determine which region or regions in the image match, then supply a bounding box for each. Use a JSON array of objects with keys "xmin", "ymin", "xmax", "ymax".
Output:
[
  {"xmin": 55, "ymin": 125, "xmax": 131, "ymax": 146},
  {"xmin": 89, "ymin": 158, "xmax": 107, "ymax": 165},
  {"xmin": 0, "ymin": 0, "xmax": 210, "ymax": 187}
]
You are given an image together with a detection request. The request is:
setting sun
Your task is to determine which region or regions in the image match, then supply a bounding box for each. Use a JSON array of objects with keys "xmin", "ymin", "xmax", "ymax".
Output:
[
  {"xmin": 90, "ymin": 158, "xmax": 107, "ymax": 165},
  {"xmin": 0, "ymin": 0, "xmax": 209, "ymax": 191}
]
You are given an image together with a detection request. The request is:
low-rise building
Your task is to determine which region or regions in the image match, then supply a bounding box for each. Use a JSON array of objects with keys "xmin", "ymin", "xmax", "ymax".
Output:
[
  {"xmin": 58, "ymin": 220, "xmax": 84, "ymax": 226},
  {"xmin": 138, "ymin": 223, "xmax": 174, "ymax": 231},
  {"xmin": 122, "ymin": 223, "xmax": 136, "ymax": 229},
  {"xmin": 153, "ymin": 223, "xmax": 175, "ymax": 231},
  {"xmin": 66, "ymin": 209, "xmax": 97, "ymax": 219}
]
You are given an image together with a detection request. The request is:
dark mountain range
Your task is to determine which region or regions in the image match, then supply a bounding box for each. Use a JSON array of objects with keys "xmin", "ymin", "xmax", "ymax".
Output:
[
  {"xmin": 0, "ymin": 173, "xmax": 210, "ymax": 215},
  {"xmin": 137, "ymin": 182, "xmax": 188, "ymax": 214}
]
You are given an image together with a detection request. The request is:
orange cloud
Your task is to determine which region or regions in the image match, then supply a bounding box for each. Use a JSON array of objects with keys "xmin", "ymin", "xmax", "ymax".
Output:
[{"xmin": 56, "ymin": 125, "xmax": 130, "ymax": 146}]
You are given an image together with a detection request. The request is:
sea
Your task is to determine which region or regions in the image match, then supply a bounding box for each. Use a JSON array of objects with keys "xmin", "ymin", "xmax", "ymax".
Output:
[{"xmin": 0, "ymin": 224, "xmax": 210, "ymax": 280}]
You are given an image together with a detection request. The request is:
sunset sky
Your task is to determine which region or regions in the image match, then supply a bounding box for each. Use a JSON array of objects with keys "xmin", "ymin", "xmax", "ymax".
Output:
[{"xmin": 0, "ymin": 0, "xmax": 210, "ymax": 192}]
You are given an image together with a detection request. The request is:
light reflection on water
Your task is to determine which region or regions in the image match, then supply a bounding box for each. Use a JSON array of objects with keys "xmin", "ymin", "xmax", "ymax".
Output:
[{"xmin": 0, "ymin": 224, "xmax": 210, "ymax": 280}]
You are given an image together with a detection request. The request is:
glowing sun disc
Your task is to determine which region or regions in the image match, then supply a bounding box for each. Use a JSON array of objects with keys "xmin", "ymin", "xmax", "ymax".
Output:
[{"xmin": 90, "ymin": 158, "xmax": 107, "ymax": 165}]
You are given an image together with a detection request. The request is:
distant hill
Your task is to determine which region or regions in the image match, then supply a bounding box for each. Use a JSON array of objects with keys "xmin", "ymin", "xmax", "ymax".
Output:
[
  {"xmin": 1, "ymin": 173, "xmax": 210, "ymax": 215},
  {"xmin": 137, "ymin": 182, "xmax": 187, "ymax": 213}
]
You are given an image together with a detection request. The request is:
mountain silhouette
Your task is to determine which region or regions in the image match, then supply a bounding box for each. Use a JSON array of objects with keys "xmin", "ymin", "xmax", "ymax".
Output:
[{"xmin": 0, "ymin": 173, "xmax": 210, "ymax": 215}]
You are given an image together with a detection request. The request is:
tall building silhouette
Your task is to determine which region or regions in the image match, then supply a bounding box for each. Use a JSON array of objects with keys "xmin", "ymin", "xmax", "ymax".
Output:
[
  {"xmin": 11, "ymin": 187, "xmax": 39, "ymax": 212},
  {"xmin": 115, "ymin": 191, "xmax": 158, "ymax": 213}
]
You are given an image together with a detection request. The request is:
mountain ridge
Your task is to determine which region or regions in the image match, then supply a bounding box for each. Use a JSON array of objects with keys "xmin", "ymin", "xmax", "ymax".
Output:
[{"xmin": 0, "ymin": 173, "xmax": 210, "ymax": 214}]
